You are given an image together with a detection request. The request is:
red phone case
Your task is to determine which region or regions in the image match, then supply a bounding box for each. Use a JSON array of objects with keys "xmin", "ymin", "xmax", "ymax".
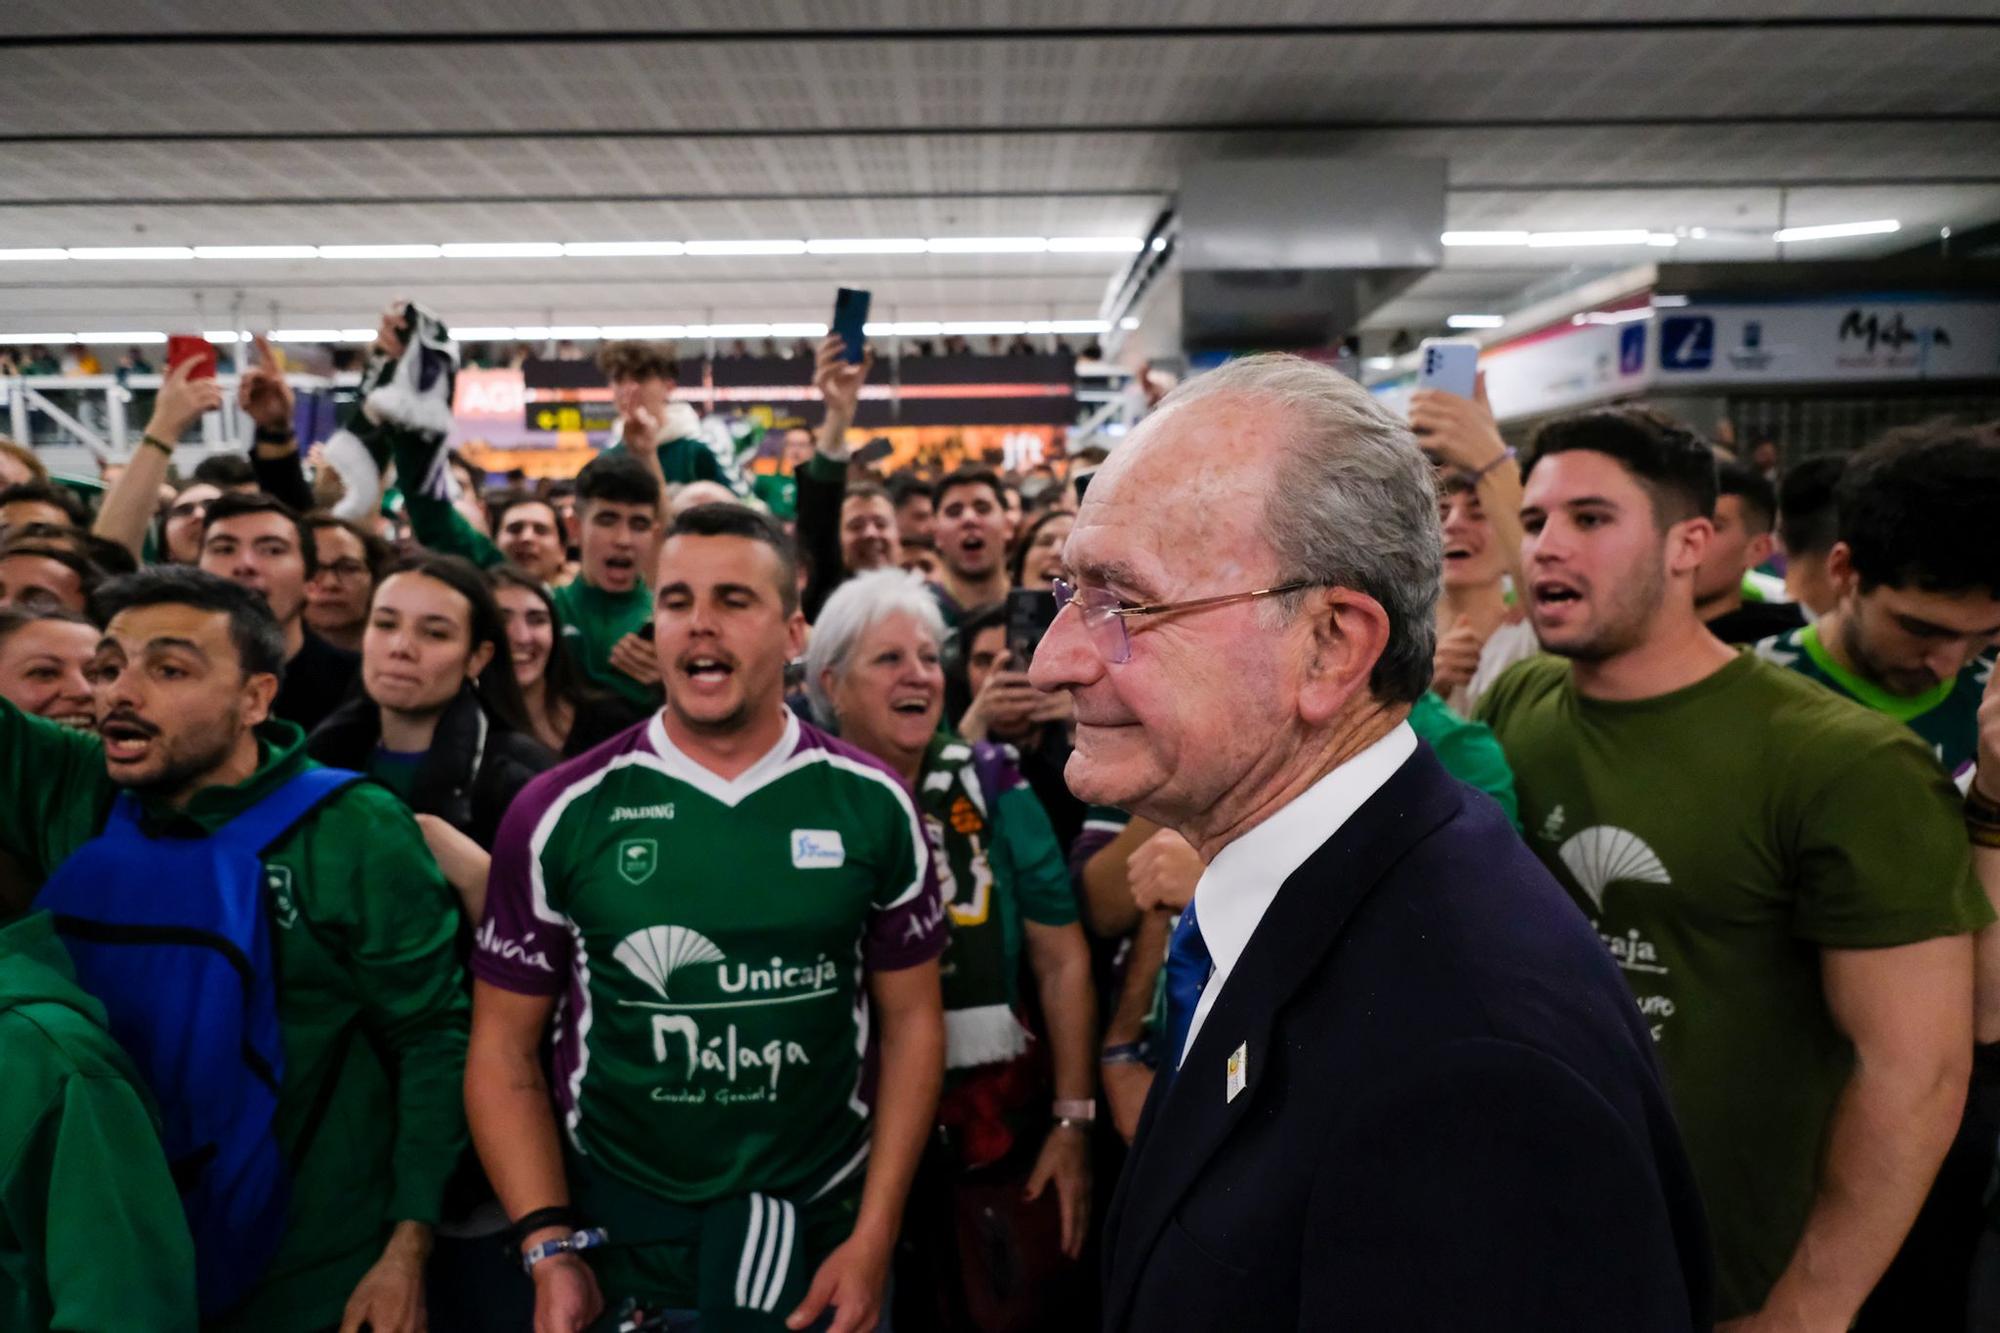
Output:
[{"xmin": 166, "ymin": 335, "xmax": 218, "ymax": 380}]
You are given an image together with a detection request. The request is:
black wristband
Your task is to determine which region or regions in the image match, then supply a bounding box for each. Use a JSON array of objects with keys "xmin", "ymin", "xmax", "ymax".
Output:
[
  {"xmin": 509, "ymin": 1205, "xmax": 579, "ymax": 1245},
  {"xmin": 253, "ymin": 424, "xmax": 297, "ymax": 445}
]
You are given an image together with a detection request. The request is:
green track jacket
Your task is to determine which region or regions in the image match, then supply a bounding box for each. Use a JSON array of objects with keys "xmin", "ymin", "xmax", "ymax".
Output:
[{"xmin": 0, "ymin": 701, "xmax": 470, "ymax": 1332}]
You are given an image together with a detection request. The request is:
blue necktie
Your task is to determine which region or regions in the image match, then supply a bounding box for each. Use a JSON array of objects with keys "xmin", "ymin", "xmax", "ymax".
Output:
[{"xmin": 1161, "ymin": 903, "xmax": 1215, "ymax": 1078}]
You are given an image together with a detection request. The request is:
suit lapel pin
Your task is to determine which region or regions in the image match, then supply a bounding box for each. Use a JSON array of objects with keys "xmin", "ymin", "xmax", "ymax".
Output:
[{"xmin": 1226, "ymin": 1042, "xmax": 1248, "ymax": 1102}]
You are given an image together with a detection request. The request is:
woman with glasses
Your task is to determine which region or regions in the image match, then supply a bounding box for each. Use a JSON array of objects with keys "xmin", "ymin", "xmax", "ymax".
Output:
[
  {"xmin": 303, "ymin": 513, "xmax": 390, "ymax": 654},
  {"xmin": 806, "ymin": 569, "xmax": 1098, "ymax": 1324}
]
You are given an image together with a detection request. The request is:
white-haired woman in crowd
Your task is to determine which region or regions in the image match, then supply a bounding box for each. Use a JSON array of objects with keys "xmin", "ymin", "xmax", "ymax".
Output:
[{"xmin": 806, "ymin": 569, "xmax": 1098, "ymax": 1304}]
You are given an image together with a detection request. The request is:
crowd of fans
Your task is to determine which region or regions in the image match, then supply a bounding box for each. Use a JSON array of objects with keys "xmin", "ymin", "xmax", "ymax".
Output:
[{"xmin": 0, "ymin": 300, "xmax": 1995, "ymax": 1333}]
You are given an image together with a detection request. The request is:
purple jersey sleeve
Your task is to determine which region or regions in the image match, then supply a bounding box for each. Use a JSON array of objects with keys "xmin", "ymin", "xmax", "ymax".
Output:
[
  {"xmin": 469, "ymin": 766, "xmax": 573, "ymax": 996},
  {"xmin": 797, "ymin": 721, "xmax": 947, "ymax": 973}
]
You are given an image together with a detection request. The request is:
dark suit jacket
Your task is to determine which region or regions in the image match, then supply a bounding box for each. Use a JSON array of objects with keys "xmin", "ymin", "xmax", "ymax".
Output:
[{"xmin": 1103, "ymin": 744, "xmax": 1711, "ymax": 1332}]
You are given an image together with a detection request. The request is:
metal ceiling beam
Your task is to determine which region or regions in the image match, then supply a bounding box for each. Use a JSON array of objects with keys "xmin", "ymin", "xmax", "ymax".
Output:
[
  {"xmin": 7, "ymin": 16, "xmax": 1999, "ymax": 48},
  {"xmin": 7, "ymin": 112, "xmax": 1999, "ymax": 147}
]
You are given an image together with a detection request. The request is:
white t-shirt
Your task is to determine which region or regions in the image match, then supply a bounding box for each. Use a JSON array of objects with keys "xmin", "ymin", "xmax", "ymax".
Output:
[{"xmin": 1447, "ymin": 617, "xmax": 1542, "ymax": 719}]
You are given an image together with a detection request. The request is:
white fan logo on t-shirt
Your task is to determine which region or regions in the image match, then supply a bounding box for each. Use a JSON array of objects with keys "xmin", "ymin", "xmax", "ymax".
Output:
[{"xmin": 1559, "ymin": 826, "xmax": 1672, "ymax": 910}]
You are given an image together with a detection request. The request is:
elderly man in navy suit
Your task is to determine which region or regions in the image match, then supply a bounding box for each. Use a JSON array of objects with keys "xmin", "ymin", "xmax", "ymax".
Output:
[{"xmin": 1029, "ymin": 353, "xmax": 1711, "ymax": 1332}]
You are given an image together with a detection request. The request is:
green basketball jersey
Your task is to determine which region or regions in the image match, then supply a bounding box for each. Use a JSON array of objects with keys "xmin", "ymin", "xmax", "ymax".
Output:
[
  {"xmin": 473, "ymin": 710, "xmax": 944, "ymax": 1206},
  {"xmin": 1755, "ymin": 622, "xmax": 1992, "ymax": 787}
]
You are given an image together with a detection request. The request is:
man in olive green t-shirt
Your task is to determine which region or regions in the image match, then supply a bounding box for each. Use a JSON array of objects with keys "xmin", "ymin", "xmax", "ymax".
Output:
[{"xmin": 1480, "ymin": 407, "xmax": 1990, "ymax": 1326}]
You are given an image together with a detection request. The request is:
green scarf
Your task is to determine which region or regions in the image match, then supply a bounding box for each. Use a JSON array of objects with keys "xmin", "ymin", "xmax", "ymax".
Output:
[{"xmin": 917, "ymin": 734, "xmax": 1029, "ymax": 1069}]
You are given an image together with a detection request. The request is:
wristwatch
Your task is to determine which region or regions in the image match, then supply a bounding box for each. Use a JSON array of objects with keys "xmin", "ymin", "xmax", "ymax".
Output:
[{"xmin": 521, "ymin": 1227, "xmax": 610, "ymax": 1274}]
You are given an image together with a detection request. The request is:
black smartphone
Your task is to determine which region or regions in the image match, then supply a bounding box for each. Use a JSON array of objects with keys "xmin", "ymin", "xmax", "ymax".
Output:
[
  {"xmin": 852, "ymin": 437, "xmax": 893, "ymax": 467},
  {"xmin": 831, "ymin": 288, "xmax": 871, "ymax": 363},
  {"xmin": 1005, "ymin": 587, "xmax": 1060, "ymax": 666}
]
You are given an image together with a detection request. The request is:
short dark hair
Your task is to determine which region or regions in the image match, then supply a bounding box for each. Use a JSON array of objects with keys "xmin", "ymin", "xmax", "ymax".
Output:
[
  {"xmin": 1009, "ymin": 508, "xmax": 1071, "ymax": 586},
  {"xmin": 933, "ymin": 465, "xmax": 1005, "ymax": 511},
  {"xmin": 1777, "ymin": 455, "xmax": 1845, "ymax": 560},
  {"xmin": 489, "ymin": 490, "xmax": 565, "ymax": 544},
  {"xmin": 304, "ymin": 512, "xmax": 391, "ymax": 582},
  {"xmin": 888, "ymin": 474, "xmax": 933, "ymax": 509},
  {"xmin": 0, "ymin": 540, "xmax": 106, "ymax": 608},
  {"xmin": 1713, "ymin": 455, "xmax": 1777, "ymax": 534},
  {"xmin": 664, "ymin": 503, "xmax": 799, "ymax": 614},
  {"xmin": 1836, "ymin": 421, "xmax": 2000, "ymax": 598},
  {"xmin": 1523, "ymin": 407, "xmax": 1718, "ymax": 527},
  {"xmin": 0, "ymin": 481, "xmax": 88, "ymax": 529},
  {"xmin": 203, "ymin": 491, "xmax": 318, "ymax": 578},
  {"xmin": 191, "ymin": 453, "xmax": 257, "ymax": 491},
  {"xmin": 5, "ymin": 523, "xmax": 138, "ymax": 579},
  {"xmin": 844, "ymin": 482, "xmax": 891, "ymax": 509},
  {"xmin": 576, "ymin": 450, "xmax": 662, "ymax": 513},
  {"xmin": 91, "ymin": 565, "xmax": 288, "ymax": 682}
]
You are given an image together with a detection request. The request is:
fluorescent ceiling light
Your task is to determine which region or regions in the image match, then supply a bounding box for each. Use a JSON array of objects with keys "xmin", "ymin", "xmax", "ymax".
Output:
[
  {"xmin": 1150, "ymin": 237, "xmax": 1168, "ymax": 252},
  {"xmin": 1446, "ymin": 314, "xmax": 1506, "ymax": 329},
  {"xmin": 511, "ymin": 327, "xmax": 552, "ymax": 340},
  {"xmin": 684, "ymin": 240, "xmax": 807, "ymax": 257},
  {"xmin": 0, "ymin": 248, "xmax": 69, "ymax": 262},
  {"xmin": 926, "ymin": 237, "xmax": 1048, "ymax": 254},
  {"xmin": 451, "ymin": 327, "xmax": 518, "ymax": 341},
  {"xmin": 1047, "ymin": 237, "xmax": 1144, "ymax": 253},
  {"xmin": 864, "ymin": 321, "xmax": 943, "ymax": 336},
  {"xmin": 75, "ymin": 330, "xmax": 168, "ymax": 343},
  {"xmin": 440, "ymin": 242, "xmax": 565, "ymax": 259},
  {"xmin": 339, "ymin": 329, "xmax": 378, "ymax": 341},
  {"xmin": 201, "ymin": 330, "xmax": 246, "ymax": 343},
  {"xmin": 1119, "ymin": 316, "xmax": 1141, "ymax": 331},
  {"xmin": 805, "ymin": 238, "xmax": 926, "ymax": 255},
  {"xmin": 1526, "ymin": 230, "xmax": 1655, "ymax": 248},
  {"xmin": 1040, "ymin": 319, "xmax": 1112, "ymax": 334},
  {"xmin": 1441, "ymin": 231, "xmax": 1530, "ymax": 247},
  {"xmin": 1573, "ymin": 308, "xmax": 1654, "ymax": 325},
  {"xmin": 562, "ymin": 241, "xmax": 686, "ymax": 257},
  {"xmin": 193, "ymin": 245, "xmax": 318, "ymax": 260},
  {"xmin": 1773, "ymin": 219, "xmax": 1901, "ymax": 243},
  {"xmin": 270, "ymin": 329, "xmax": 345, "ymax": 342},
  {"xmin": 598, "ymin": 325, "xmax": 689, "ymax": 339},
  {"xmin": 67, "ymin": 247, "xmax": 194, "ymax": 261},
  {"xmin": 544, "ymin": 326, "xmax": 601, "ymax": 339},
  {"xmin": 0, "ymin": 333, "xmax": 71, "ymax": 344},
  {"xmin": 941, "ymin": 321, "xmax": 1031, "ymax": 336},
  {"xmin": 1651, "ymin": 294, "xmax": 1690, "ymax": 308},
  {"xmin": 767, "ymin": 323, "xmax": 830, "ymax": 338},
  {"xmin": 1646, "ymin": 234, "xmax": 1679, "ymax": 247},
  {"xmin": 316, "ymin": 244, "xmax": 443, "ymax": 260}
]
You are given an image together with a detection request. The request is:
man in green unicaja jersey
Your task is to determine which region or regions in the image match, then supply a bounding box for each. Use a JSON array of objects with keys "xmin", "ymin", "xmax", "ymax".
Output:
[
  {"xmin": 1755, "ymin": 421, "xmax": 2000, "ymax": 791},
  {"xmin": 0, "ymin": 566, "xmax": 468, "ymax": 1333},
  {"xmin": 1478, "ymin": 405, "xmax": 1991, "ymax": 1329},
  {"xmin": 466, "ymin": 503, "xmax": 945, "ymax": 1333}
]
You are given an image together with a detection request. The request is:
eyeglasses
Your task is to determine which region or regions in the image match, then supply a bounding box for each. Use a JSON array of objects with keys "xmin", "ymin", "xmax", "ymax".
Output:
[
  {"xmin": 315, "ymin": 559, "xmax": 370, "ymax": 582},
  {"xmin": 1050, "ymin": 577, "xmax": 1316, "ymax": 665}
]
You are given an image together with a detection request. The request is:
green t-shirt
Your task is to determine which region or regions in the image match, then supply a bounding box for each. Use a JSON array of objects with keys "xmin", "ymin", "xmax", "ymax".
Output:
[
  {"xmin": 1479, "ymin": 653, "xmax": 1991, "ymax": 1319},
  {"xmin": 550, "ymin": 577, "xmax": 659, "ymax": 711},
  {"xmin": 1755, "ymin": 622, "xmax": 1992, "ymax": 788},
  {"xmin": 472, "ymin": 710, "xmax": 945, "ymax": 1209},
  {"xmin": 752, "ymin": 472, "xmax": 799, "ymax": 522}
]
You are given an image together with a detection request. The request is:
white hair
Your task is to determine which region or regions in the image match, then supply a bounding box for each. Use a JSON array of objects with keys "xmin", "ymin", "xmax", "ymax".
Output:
[
  {"xmin": 803, "ymin": 568, "xmax": 947, "ymax": 726},
  {"xmin": 1151, "ymin": 353, "xmax": 1442, "ymax": 701}
]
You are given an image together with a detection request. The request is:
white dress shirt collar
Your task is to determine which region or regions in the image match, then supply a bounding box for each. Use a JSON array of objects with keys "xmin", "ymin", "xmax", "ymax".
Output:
[{"xmin": 1178, "ymin": 721, "xmax": 1417, "ymax": 1064}]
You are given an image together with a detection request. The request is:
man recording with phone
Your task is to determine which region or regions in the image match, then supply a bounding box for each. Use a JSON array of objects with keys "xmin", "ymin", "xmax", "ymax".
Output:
[
  {"xmin": 956, "ymin": 599, "xmax": 1085, "ymax": 856},
  {"xmin": 798, "ymin": 331, "xmax": 902, "ymax": 622}
]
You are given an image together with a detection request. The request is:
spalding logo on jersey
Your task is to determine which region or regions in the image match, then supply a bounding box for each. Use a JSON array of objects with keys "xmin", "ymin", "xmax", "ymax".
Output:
[{"xmin": 790, "ymin": 829, "xmax": 846, "ymax": 869}]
